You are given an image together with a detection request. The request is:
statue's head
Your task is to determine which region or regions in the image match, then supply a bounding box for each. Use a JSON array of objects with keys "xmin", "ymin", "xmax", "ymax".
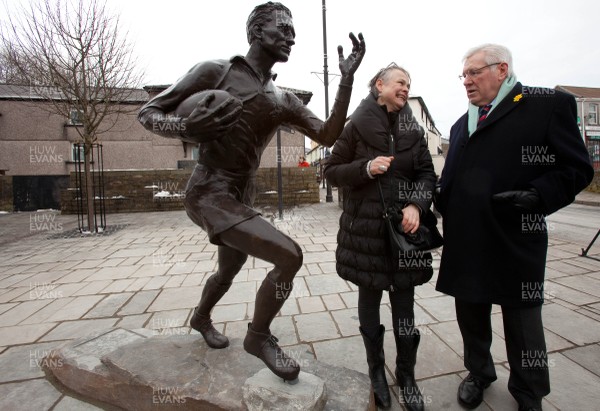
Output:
[{"xmin": 246, "ymin": 2, "xmax": 294, "ymax": 45}]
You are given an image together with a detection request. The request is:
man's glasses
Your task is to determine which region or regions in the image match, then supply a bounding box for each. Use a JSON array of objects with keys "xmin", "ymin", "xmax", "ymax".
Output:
[{"xmin": 458, "ymin": 63, "xmax": 501, "ymax": 81}]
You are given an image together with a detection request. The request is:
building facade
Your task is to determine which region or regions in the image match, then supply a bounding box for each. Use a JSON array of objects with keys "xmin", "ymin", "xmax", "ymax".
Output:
[{"xmin": 0, "ymin": 84, "xmax": 310, "ymax": 211}]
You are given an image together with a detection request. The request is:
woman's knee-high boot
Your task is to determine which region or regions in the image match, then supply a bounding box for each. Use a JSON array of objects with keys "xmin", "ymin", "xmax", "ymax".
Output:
[
  {"xmin": 360, "ymin": 325, "xmax": 391, "ymax": 409},
  {"xmin": 395, "ymin": 328, "xmax": 424, "ymax": 411}
]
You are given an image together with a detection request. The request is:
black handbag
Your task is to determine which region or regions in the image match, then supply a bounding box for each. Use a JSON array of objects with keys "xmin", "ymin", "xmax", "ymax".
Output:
[{"xmin": 377, "ymin": 178, "xmax": 443, "ymax": 254}]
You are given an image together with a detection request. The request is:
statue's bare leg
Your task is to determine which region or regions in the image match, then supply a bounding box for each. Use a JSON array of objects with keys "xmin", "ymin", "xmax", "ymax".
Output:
[
  {"xmin": 219, "ymin": 215, "xmax": 302, "ymax": 382},
  {"xmin": 190, "ymin": 246, "xmax": 247, "ymax": 348}
]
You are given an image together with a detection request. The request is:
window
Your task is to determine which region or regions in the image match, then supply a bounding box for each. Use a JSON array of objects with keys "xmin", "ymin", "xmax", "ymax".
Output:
[
  {"xmin": 589, "ymin": 103, "xmax": 598, "ymax": 125},
  {"xmin": 72, "ymin": 144, "xmax": 84, "ymax": 162},
  {"xmin": 69, "ymin": 108, "xmax": 83, "ymax": 125}
]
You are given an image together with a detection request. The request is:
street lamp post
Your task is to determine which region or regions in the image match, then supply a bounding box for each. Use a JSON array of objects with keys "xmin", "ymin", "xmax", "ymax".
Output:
[
  {"xmin": 321, "ymin": 146, "xmax": 326, "ymax": 189},
  {"xmin": 321, "ymin": 0, "xmax": 333, "ymax": 202}
]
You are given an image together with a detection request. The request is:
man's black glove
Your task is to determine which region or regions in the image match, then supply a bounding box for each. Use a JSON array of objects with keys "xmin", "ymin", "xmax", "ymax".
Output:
[{"xmin": 491, "ymin": 188, "xmax": 540, "ymax": 211}]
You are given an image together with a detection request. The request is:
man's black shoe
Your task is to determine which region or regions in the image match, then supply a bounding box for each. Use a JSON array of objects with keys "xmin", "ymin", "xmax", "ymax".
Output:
[{"xmin": 457, "ymin": 373, "xmax": 490, "ymax": 409}]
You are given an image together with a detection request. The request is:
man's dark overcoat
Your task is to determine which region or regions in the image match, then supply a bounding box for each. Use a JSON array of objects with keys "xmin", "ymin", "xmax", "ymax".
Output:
[{"xmin": 436, "ymin": 83, "xmax": 594, "ymax": 307}]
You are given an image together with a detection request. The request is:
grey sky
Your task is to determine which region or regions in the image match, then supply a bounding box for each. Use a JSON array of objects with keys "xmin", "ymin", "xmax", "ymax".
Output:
[{"xmin": 6, "ymin": 0, "xmax": 600, "ymax": 137}]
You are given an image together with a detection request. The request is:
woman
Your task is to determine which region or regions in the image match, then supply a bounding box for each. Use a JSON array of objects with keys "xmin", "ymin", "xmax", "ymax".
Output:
[{"xmin": 324, "ymin": 63, "xmax": 436, "ymax": 410}]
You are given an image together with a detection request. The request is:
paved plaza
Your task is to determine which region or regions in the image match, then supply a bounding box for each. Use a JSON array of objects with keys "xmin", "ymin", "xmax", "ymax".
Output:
[{"xmin": 0, "ymin": 188, "xmax": 599, "ymax": 410}]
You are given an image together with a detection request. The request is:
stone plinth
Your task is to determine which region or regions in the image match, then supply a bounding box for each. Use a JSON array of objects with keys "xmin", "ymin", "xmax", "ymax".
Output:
[
  {"xmin": 243, "ymin": 369, "xmax": 326, "ymax": 411},
  {"xmin": 42, "ymin": 328, "xmax": 371, "ymax": 410}
]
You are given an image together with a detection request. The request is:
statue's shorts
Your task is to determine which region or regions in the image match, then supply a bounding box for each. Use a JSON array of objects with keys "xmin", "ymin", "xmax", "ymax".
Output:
[{"xmin": 183, "ymin": 163, "xmax": 260, "ymax": 245}]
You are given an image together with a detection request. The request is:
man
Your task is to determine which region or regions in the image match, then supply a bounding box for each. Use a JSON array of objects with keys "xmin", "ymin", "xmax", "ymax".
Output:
[
  {"xmin": 138, "ymin": 2, "xmax": 365, "ymax": 383},
  {"xmin": 435, "ymin": 44, "xmax": 593, "ymax": 410}
]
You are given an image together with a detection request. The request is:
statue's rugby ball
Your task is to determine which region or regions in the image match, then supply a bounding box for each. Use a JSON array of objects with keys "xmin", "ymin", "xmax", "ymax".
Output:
[{"xmin": 174, "ymin": 89, "xmax": 240, "ymax": 118}]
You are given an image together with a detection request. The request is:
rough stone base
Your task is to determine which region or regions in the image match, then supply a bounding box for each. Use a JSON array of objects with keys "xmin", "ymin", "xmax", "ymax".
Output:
[
  {"xmin": 243, "ymin": 369, "xmax": 326, "ymax": 411},
  {"xmin": 43, "ymin": 328, "xmax": 371, "ymax": 410}
]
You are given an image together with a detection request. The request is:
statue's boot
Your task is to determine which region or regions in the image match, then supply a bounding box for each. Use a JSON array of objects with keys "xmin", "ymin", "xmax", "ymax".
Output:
[
  {"xmin": 190, "ymin": 274, "xmax": 231, "ymax": 349},
  {"xmin": 243, "ymin": 276, "xmax": 300, "ymax": 383}
]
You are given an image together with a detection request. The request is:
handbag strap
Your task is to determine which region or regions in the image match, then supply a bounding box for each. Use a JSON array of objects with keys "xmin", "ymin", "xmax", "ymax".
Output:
[
  {"xmin": 376, "ymin": 177, "xmax": 389, "ymax": 213},
  {"xmin": 371, "ymin": 129, "xmax": 396, "ymax": 217}
]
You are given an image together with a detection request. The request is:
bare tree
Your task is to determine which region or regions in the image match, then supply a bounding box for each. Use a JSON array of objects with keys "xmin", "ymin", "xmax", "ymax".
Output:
[
  {"xmin": 1, "ymin": 45, "xmax": 31, "ymax": 83},
  {"xmin": 1, "ymin": 0, "xmax": 144, "ymax": 232}
]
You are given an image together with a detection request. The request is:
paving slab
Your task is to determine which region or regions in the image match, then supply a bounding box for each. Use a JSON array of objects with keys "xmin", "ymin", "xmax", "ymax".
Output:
[
  {"xmin": 72, "ymin": 280, "xmax": 113, "ymax": 296},
  {"xmin": 0, "ymin": 301, "xmax": 19, "ymax": 315},
  {"xmin": 0, "ymin": 341, "xmax": 65, "ymax": 383},
  {"xmin": 553, "ymin": 274, "xmax": 600, "ymax": 298},
  {"xmin": 52, "ymin": 396, "xmax": 104, "ymax": 411},
  {"xmin": 330, "ymin": 307, "xmax": 361, "ymax": 337},
  {"xmin": 40, "ymin": 318, "xmax": 119, "ymax": 342},
  {"xmin": 118, "ymin": 289, "xmax": 161, "ymax": 315},
  {"xmin": 0, "ymin": 299, "xmax": 52, "ymax": 327},
  {"xmin": 545, "ymin": 280, "xmax": 599, "ymax": 305},
  {"xmin": 53, "ymin": 268, "xmax": 99, "ymax": 284},
  {"xmin": 321, "ymin": 294, "xmax": 346, "ymax": 311},
  {"xmin": 312, "ymin": 335, "xmax": 368, "ymax": 375},
  {"xmin": 0, "ymin": 378, "xmax": 62, "ymax": 411},
  {"xmin": 146, "ymin": 286, "xmax": 203, "ymax": 312},
  {"xmin": 561, "ymin": 343, "xmax": 600, "ymax": 377},
  {"xmin": 546, "ymin": 353, "xmax": 600, "ymax": 410},
  {"xmin": 0, "ymin": 322, "xmax": 57, "ymax": 346},
  {"xmin": 416, "ymin": 295, "xmax": 457, "ymax": 322},
  {"xmin": 542, "ymin": 303, "xmax": 600, "ymax": 345},
  {"xmin": 295, "ymin": 311, "xmax": 340, "ymax": 342},
  {"xmin": 384, "ymin": 326, "xmax": 464, "ymax": 380},
  {"xmin": 19, "ymin": 297, "xmax": 75, "ymax": 324},
  {"xmin": 45, "ymin": 295, "xmax": 104, "ymax": 322},
  {"xmin": 212, "ymin": 302, "xmax": 248, "ymax": 322},
  {"xmin": 148, "ymin": 306, "xmax": 190, "ymax": 325},
  {"xmin": 0, "ymin": 286, "xmax": 30, "ymax": 303},
  {"xmin": 298, "ymin": 296, "xmax": 326, "ymax": 313},
  {"xmin": 84, "ymin": 265, "xmax": 139, "ymax": 281},
  {"xmin": 117, "ymin": 313, "xmax": 152, "ymax": 329},
  {"xmin": 218, "ymin": 281, "xmax": 258, "ymax": 304},
  {"xmin": 304, "ymin": 273, "xmax": 352, "ymax": 295},
  {"xmin": 100, "ymin": 278, "xmax": 137, "ymax": 294},
  {"xmin": 123, "ymin": 277, "xmax": 152, "ymax": 292},
  {"xmin": 83, "ymin": 292, "xmax": 134, "ymax": 318},
  {"xmin": 142, "ymin": 276, "xmax": 170, "ymax": 290},
  {"xmin": 475, "ymin": 366, "xmax": 519, "ymax": 411}
]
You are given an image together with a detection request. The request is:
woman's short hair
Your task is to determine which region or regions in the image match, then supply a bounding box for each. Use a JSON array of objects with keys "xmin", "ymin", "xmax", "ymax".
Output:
[{"xmin": 368, "ymin": 63, "xmax": 411, "ymax": 94}]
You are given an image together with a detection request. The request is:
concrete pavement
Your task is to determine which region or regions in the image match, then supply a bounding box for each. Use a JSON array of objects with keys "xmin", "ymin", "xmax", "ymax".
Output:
[{"xmin": 0, "ymin": 188, "xmax": 599, "ymax": 410}]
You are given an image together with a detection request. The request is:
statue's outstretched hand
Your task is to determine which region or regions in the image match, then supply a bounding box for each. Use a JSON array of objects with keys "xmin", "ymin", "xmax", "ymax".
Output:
[{"xmin": 338, "ymin": 32, "xmax": 365, "ymax": 78}]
